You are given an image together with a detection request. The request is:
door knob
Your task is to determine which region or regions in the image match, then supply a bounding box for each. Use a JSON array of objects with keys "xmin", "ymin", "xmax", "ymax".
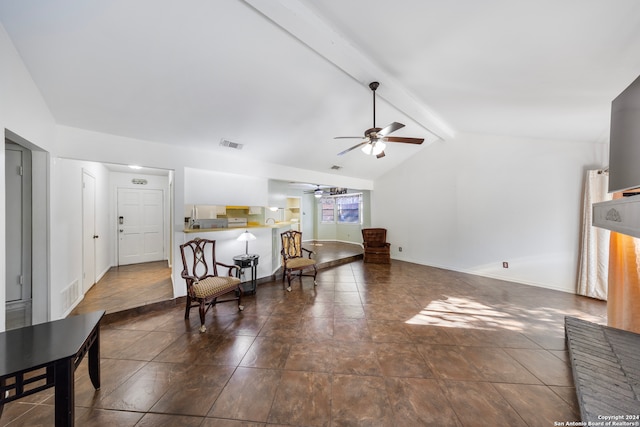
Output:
[{"xmin": 93, "ymin": 235, "xmax": 99, "ymax": 239}]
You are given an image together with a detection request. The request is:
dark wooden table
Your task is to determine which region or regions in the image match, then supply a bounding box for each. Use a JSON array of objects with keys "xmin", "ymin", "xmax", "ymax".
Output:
[
  {"xmin": 0, "ymin": 310, "xmax": 105, "ymax": 426},
  {"xmin": 233, "ymin": 254, "xmax": 260, "ymax": 294}
]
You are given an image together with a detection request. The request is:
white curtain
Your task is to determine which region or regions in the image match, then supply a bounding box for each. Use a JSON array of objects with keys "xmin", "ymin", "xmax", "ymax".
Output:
[{"xmin": 577, "ymin": 169, "xmax": 612, "ymax": 300}]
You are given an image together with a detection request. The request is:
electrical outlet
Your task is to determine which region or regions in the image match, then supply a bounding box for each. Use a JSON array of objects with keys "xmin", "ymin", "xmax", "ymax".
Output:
[
  {"xmin": 502, "ymin": 262, "xmax": 509, "ymax": 268},
  {"xmin": 398, "ymin": 246, "xmax": 403, "ymax": 252}
]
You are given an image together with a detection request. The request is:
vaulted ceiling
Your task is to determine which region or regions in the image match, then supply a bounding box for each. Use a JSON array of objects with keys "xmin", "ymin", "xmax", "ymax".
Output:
[{"xmin": 1, "ymin": 0, "xmax": 640, "ymax": 181}]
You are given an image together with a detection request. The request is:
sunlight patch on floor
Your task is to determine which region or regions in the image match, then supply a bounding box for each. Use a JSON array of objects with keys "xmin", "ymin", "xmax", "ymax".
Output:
[{"xmin": 405, "ymin": 296, "xmax": 525, "ymax": 332}]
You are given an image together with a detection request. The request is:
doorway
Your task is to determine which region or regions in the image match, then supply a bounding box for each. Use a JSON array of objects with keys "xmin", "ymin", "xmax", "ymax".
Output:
[
  {"xmin": 117, "ymin": 188, "xmax": 165, "ymax": 266},
  {"xmin": 285, "ymin": 197, "xmax": 301, "ymax": 232},
  {"xmin": 5, "ymin": 141, "xmax": 33, "ymax": 329}
]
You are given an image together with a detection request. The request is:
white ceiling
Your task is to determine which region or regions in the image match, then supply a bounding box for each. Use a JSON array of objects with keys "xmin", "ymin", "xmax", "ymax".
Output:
[{"xmin": 2, "ymin": 0, "xmax": 640, "ymax": 182}]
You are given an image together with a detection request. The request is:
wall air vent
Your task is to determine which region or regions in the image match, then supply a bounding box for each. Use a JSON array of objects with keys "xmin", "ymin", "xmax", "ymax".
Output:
[
  {"xmin": 131, "ymin": 179, "xmax": 147, "ymax": 185},
  {"xmin": 220, "ymin": 139, "xmax": 244, "ymax": 150},
  {"xmin": 330, "ymin": 165, "xmax": 342, "ymax": 170}
]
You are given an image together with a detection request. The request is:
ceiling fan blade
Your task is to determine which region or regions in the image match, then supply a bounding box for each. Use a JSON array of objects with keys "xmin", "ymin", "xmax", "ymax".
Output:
[
  {"xmin": 383, "ymin": 136, "xmax": 424, "ymax": 144},
  {"xmin": 377, "ymin": 122, "xmax": 405, "ymax": 137},
  {"xmin": 334, "ymin": 136, "xmax": 366, "ymax": 140},
  {"xmin": 376, "ymin": 151, "xmax": 386, "ymax": 159},
  {"xmin": 337, "ymin": 141, "xmax": 369, "ymax": 156}
]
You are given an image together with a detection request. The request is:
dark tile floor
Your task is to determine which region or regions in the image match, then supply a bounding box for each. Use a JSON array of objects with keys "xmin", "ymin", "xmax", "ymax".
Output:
[{"xmin": 2, "ymin": 260, "xmax": 606, "ymax": 426}]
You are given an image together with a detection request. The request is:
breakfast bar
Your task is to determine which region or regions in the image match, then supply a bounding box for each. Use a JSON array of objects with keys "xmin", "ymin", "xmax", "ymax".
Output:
[{"xmin": 183, "ymin": 221, "xmax": 294, "ymax": 287}]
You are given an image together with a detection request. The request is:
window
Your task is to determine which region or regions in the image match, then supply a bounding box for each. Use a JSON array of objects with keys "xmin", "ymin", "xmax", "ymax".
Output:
[
  {"xmin": 321, "ymin": 198, "xmax": 335, "ymax": 223},
  {"xmin": 320, "ymin": 194, "xmax": 362, "ymax": 224},
  {"xmin": 336, "ymin": 195, "xmax": 361, "ymax": 223}
]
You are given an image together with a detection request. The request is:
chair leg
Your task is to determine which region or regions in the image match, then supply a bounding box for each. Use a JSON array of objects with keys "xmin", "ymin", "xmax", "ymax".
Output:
[
  {"xmin": 198, "ymin": 299, "xmax": 207, "ymax": 333},
  {"xmin": 313, "ymin": 265, "xmax": 318, "ymax": 286},
  {"xmin": 237, "ymin": 287, "xmax": 244, "ymax": 311},
  {"xmin": 184, "ymin": 295, "xmax": 191, "ymax": 319},
  {"xmin": 285, "ymin": 269, "xmax": 292, "ymax": 292}
]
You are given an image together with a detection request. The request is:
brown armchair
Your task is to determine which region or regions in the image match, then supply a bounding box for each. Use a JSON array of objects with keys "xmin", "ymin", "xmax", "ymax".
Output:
[
  {"xmin": 281, "ymin": 230, "xmax": 317, "ymax": 292},
  {"xmin": 180, "ymin": 238, "xmax": 244, "ymax": 332},
  {"xmin": 362, "ymin": 228, "xmax": 391, "ymax": 264}
]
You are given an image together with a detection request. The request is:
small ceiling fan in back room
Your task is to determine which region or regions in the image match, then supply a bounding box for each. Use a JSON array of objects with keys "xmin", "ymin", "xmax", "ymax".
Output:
[
  {"xmin": 303, "ymin": 185, "xmax": 348, "ymax": 198},
  {"xmin": 335, "ymin": 81, "xmax": 424, "ymax": 159}
]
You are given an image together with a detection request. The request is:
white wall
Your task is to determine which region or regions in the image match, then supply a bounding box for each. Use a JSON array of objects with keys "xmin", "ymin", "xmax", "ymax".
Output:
[
  {"xmin": 184, "ymin": 168, "xmax": 268, "ymax": 206},
  {"xmin": 373, "ymin": 132, "xmax": 607, "ymax": 293},
  {"xmin": 0, "ymin": 23, "xmax": 57, "ymax": 330}
]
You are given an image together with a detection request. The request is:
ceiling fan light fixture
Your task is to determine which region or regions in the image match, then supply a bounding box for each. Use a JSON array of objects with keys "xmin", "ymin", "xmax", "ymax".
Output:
[
  {"xmin": 314, "ymin": 188, "xmax": 323, "ymax": 198},
  {"xmin": 362, "ymin": 140, "xmax": 386, "ymax": 156},
  {"xmin": 335, "ymin": 82, "xmax": 423, "ymax": 158}
]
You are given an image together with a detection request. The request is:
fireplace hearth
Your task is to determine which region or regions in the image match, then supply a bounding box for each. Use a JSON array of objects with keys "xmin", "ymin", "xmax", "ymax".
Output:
[{"xmin": 565, "ymin": 316, "xmax": 640, "ymax": 422}]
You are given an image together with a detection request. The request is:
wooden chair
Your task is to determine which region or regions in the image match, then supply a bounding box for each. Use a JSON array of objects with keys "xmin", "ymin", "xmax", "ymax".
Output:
[
  {"xmin": 362, "ymin": 228, "xmax": 391, "ymax": 264},
  {"xmin": 280, "ymin": 230, "xmax": 317, "ymax": 292},
  {"xmin": 180, "ymin": 238, "xmax": 244, "ymax": 332}
]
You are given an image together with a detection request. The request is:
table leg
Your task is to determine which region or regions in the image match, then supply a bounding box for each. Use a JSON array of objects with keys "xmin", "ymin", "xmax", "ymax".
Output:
[
  {"xmin": 0, "ymin": 377, "xmax": 4, "ymax": 418},
  {"xmin": 54, "ymin": 358, "xmax": 74, "ymax": 427},
  {"xmin": 88, "ymin": 328, "xmax": 101, "ymax": 390},
  {"xmin": 251, "ymin": 265, "xmax": 257, "ymax": 293}
]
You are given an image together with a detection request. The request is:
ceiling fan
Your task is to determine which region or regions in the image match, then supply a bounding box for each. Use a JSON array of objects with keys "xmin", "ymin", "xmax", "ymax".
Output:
[
  {"xmin": 303, "ymin": 185, "xmax": 347, "ymax": 198},
  {"xmin": 335, "ymin": 81, "xmax": 424, "ymax": 159},
  {"xmin": 304, "ymin": 185, "xmax": 326, "ymax": 198}
]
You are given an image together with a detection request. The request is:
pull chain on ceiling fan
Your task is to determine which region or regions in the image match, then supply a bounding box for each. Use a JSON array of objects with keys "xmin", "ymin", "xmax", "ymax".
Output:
[{"xmin": 335, "ymin": 81, "xmax": 424, "ymax": 159}]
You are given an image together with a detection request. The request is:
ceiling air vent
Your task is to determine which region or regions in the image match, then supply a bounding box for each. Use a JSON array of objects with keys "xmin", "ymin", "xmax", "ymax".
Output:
[
  {"xmin": 330, "ymin": 165, "xmax": 342, "ymax": 170},
  {"xmin": 219, "ymin": 139, "xmax": 244, "ymax": 150}
]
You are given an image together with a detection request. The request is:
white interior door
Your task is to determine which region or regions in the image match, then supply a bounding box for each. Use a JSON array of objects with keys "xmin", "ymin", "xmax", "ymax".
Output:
[
  {"xmin": 5, "ymin": 139, "xmax": 33, "ymax": 329},
  {"xmin": 82, "ymin": 171, "xmax": 97, "ymax": 293},
  {"xmin": 5, "ymin": 148, "xmax": 23, "ymax": 301},
  {"xmin": 118, "ymin": 188, "xmax": 164, "ymax": 265}
]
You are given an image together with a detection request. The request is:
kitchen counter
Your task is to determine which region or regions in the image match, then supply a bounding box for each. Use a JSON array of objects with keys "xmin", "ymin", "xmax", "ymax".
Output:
[{"xmin": 184, "ymin": 221, "xmax": 295, "ymax": 233}]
